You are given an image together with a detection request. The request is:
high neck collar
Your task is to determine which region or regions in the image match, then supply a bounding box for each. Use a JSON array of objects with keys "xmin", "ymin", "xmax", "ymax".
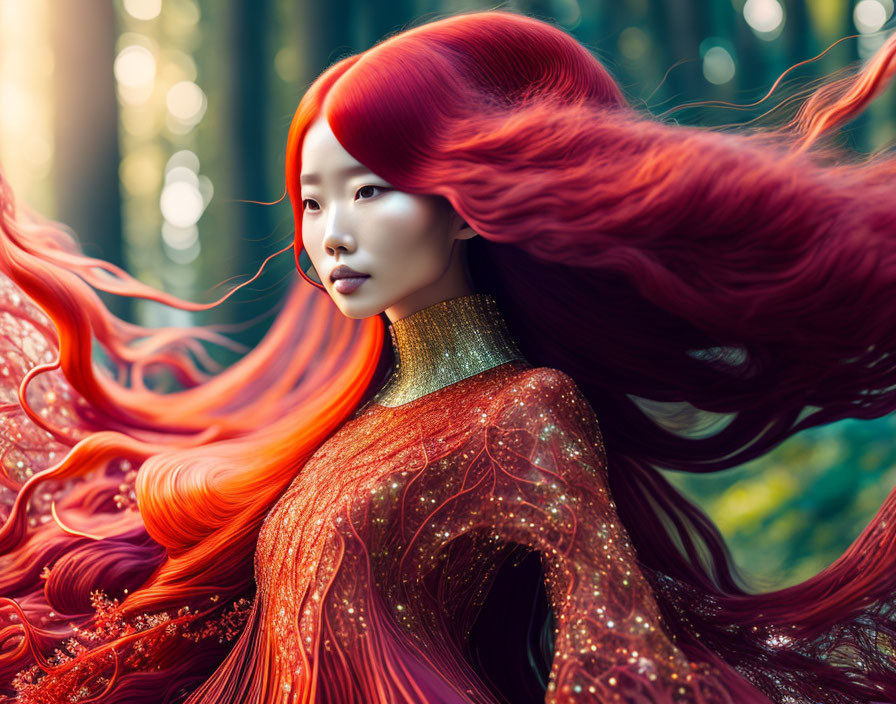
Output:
[{"xmin": 369, "ymin": 293, "xmax": 527, "ymax": 408}]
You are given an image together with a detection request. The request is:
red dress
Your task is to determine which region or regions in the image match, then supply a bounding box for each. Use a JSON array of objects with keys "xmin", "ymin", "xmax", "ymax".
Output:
[{"xmin": 185, "ymin": 360, "xmax": 771, "ymax": 703}]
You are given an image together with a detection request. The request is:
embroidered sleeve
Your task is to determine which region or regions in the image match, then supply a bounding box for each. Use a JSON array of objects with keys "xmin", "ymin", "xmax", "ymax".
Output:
[{"xmin": 482, "ymin": 369, "xmax": 769, "ymax": 704}]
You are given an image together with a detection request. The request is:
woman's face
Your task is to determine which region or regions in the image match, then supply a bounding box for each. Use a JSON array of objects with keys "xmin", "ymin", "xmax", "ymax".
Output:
[{"xmin": 299, "ymin": 116, "xmax": 477, "ymax": 322}]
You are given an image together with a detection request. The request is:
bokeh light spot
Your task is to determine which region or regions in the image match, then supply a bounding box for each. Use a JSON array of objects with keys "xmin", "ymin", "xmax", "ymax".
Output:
[
  {"xmin": 702, "ymin": 46, "xmax": 736, "ymax": 84},
  {"xmin": 743, "ymin": 0, "xmax": 784, "ymax": 34},
  {"xmin": 114, "ymin": 44, "xmax": 155, "ymax": 88},
  {"xmin": 854, "ymin": 0, "xmax": 889, "ymax": 33},
  {"xmin": 618, "ymin": 27, "xmax": 650, "ymax": 61},
  {"xmin": 123, "ymin": 0, "xmax": 162, "ymax": 21},
  {"xmin": 166, "ymin": 80, "xmax": 206, "ymax": 124},
  {"xmin": 160, "ymin": 181, "xmax": 204, "ymax": 228}
]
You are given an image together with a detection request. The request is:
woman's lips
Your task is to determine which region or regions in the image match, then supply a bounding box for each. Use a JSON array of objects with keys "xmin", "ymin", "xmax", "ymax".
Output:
[{"xmin": 333, "ymin": 276, "xmax": 369, "ymax": 294}]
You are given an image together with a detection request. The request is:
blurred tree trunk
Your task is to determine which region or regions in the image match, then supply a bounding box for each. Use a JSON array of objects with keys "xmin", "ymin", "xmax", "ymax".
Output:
[
  {"xmin": 294, "ymin": 0, "xmax": 364, "ymax": 76},
  {"xmin": 206, "ymin": 0, "xmax": 274, "ymax": 348},
  {"xmin": 290, "ymin": 0, "xmax": 420, "ymax": 94},
  {"xmin": 732, "ymin": 6, "xmax": 769, "ymax": 112},
  {"xmin": 782, "ymin": 0, "xmax": 815, "ymax": 62},
  {"xmin": 354, "ymin": 0, "xmax": 416, "ymax": 52},
  {"xmin": 648, "ymin": 0, "xmax": 708, "ymax": 115},
  {"xmin": 51, "ymin": 0, "xmax": 128, "ymax": 320},
  {"xmin": 223, "ymin": 0, "xmax": 271, "ymax": 248}
]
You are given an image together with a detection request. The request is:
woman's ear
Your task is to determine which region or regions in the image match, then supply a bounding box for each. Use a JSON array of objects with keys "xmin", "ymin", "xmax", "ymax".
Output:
[
  {"xmin": 442, "ymin": 196, "xmax": 479, "ymax": 240},
  {"xmin": 453, "ymin": 212, "xmax": 479, "ymax": 241}
]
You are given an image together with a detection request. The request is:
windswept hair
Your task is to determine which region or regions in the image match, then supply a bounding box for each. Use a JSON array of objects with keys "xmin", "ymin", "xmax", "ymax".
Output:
[{"xmin": 2, "ymin": 8, "xmax": 896, "ymax": 702}]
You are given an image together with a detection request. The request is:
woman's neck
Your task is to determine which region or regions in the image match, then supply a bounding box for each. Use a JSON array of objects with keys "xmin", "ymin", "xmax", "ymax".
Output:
[{"xmin": 370, "ymin": 293, "xmax": 527, "ymax": 407}]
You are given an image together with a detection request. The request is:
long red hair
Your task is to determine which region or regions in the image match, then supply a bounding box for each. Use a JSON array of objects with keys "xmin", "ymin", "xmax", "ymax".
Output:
[{"xmin": 2, "ymin": 9, "xmax": 896, "ymax": 702}]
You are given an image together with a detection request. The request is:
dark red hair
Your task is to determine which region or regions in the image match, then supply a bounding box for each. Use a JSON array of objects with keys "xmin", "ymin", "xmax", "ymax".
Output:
[{"xmin": 1, "ymin": 8, "xmax": 896, "ymax": 702}]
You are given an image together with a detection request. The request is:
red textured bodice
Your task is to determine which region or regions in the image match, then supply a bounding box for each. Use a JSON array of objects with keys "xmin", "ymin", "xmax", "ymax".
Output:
[{"xmin": 185, "ymin": 361, "xmax": 770, "ymax": 704}]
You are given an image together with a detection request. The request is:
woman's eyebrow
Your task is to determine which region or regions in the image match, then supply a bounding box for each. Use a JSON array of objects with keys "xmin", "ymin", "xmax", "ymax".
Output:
[{"xmin": 300, "ymin": 164, "xmax": 371, "ymax": 185}]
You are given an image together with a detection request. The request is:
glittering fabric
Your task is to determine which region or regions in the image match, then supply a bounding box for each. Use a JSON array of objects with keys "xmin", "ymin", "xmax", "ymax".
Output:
[
  {"xmin": 187, "ymin": 361, "xmax": 771, "ymax": 703},
  {"xmin": 370, "ymin": 293, "xmax": 526, "ymax": 407},
  {"xmin": 0, "ymin": 274, "xmax": 94, "ymax": 521}
]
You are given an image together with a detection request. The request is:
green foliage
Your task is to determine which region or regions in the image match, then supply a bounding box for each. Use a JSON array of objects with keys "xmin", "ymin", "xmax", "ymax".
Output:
[{"xmin": 664, "ymin": 413, "xmax": 896, "ymax": 589}]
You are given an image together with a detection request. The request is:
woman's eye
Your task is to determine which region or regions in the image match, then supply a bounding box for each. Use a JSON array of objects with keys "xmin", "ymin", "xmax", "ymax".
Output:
[
  {"xmin": 303, "ymin": 187, "xmax": 386, "ymax": 211},
  {"xmin": 356, "ymin": 185, "xmax": 385, "ymax": 200}
]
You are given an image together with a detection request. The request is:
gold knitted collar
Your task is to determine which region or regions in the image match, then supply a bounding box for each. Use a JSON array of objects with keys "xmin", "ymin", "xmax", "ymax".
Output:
[{"xmin": 369, "ymin": 293, "xmax": 527, "ymax": 407}]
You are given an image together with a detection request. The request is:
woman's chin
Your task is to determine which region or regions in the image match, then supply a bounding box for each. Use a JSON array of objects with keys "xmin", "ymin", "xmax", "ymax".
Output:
[{"xmin": 330, "ymin": 294, "xmax": 385, "ymax": 320}]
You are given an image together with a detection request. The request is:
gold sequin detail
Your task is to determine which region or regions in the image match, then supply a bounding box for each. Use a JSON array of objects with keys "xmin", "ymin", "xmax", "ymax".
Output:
[{"xmin": 370, "ymin": 292, "xmax": 527, "ymax": 407}]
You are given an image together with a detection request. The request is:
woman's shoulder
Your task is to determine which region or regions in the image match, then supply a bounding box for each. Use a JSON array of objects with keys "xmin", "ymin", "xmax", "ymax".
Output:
[
  {"xmin": 495, "ymin": 365, "xmax": 585, "ymax": 409},
  {"xmin": 494, "ymin": 364, "xmax": 603, "ymax": 434}
]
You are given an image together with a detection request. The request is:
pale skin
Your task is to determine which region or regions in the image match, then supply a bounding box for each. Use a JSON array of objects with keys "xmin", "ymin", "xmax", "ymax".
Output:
[{"xmin": 299, "ymin": 116, "xmax": 479, "ymax": 323}]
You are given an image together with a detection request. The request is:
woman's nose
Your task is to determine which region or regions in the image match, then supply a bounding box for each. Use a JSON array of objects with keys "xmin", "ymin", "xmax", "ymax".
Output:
[{"xmin": 322, "ymin": 230, "xmax": 355, "ymax": 257}]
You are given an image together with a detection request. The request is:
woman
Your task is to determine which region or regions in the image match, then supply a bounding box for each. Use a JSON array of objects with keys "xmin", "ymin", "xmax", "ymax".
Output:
[{"xmin": 1, "ymin": 8, "xmax": 896, "ymax": 703}]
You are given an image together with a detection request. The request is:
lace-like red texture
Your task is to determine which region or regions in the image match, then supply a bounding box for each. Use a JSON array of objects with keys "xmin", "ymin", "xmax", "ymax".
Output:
[{"xmin": 185, "ymin": 362, "xmax": 772, "ymax": 704}]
